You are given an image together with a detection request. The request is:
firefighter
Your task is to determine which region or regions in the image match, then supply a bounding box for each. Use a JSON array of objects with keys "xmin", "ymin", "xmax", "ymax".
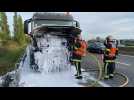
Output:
[
  {"xmin": 103, "ymin": 35, "xmax": 118, "ymax": 79},
  {"xmin": 71, "ymin": 35, "xmax": 87, "ymax": 79}
]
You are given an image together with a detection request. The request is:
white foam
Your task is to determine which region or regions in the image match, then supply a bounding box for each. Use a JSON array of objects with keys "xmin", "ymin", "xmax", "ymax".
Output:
[{"xmin": 19, "ymin": 35, "xmax": 83, "ymax": 87}]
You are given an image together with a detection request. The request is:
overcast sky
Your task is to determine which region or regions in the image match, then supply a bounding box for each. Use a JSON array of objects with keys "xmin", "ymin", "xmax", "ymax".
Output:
[{"xmin": 6, "ymin": 12, "xmax": 134, "ymax": 40}]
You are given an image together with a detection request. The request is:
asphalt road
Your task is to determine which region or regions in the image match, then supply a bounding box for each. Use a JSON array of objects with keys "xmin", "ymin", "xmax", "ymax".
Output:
[
  {"xmin": 116, "ymin": 54, "xmax": 134, "ymax": 87},
  {"xmin": 81, "ymin": 53, "xmax": 134, "ymax": 87}
]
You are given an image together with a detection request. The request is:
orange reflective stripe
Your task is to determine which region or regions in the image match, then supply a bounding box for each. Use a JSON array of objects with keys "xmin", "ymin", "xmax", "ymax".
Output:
[{"xmin": 109, "ymin": 48, "xmax": 117, "ymax": 55}]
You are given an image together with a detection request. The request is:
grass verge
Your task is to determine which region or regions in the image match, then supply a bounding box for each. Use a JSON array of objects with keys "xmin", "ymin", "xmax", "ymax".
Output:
[{"xmin": 0, "ymin": 40, "xmax": 27, "ymax": 76}]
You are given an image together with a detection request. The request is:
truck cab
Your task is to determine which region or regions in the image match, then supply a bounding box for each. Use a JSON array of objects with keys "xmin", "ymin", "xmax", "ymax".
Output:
[
  {"xmin": 24, "ymin": 12, "xmax": 82, "ymax": 72},
  {"xmin": 24, "ymin": 12, "xmax": 81, "ymax": 37}
]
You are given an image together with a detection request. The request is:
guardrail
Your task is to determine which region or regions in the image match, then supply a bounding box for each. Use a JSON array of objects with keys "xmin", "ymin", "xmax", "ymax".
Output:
[{"xmin": 119, "ymin": 47, "xmax": 134, "ymax": 55}]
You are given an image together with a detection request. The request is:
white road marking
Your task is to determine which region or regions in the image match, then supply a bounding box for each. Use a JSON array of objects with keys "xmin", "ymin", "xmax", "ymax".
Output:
[
  {"xmin": 83, "ymin": 72, "xmax": 111, "ymax": 87},
  {"xmin": 88, "ymin": 76, "xmax": 111, "ymax": 87},
  {"xmin": 119, "ymin": 54, "xmax": 134, "ymax": 58},
  {"xmin": 99, "ymin": 81, "xmax": 111, "ymax": 87},
  {"xmin": 116, "ymin": 62, "xmax": 130, "ymax": 66}
]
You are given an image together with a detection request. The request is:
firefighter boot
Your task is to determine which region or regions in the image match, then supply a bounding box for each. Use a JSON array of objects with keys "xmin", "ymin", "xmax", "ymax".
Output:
[
  {"xmin": 104, "ymin": 75, "xmax": 109, "ymax": 80},
  {"xmin": 76, "ymin": 75, "xmax": 83, "ymax": 79},
  {"xmin": 109, "ymin": 74, "xmax": 114, "ymax": 79}
]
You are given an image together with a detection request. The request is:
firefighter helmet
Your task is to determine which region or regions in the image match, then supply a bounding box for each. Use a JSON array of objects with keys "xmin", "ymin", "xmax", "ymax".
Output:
[{"xmin": 106, "ymin": 35, "xmax": 114, "ymax": 42}]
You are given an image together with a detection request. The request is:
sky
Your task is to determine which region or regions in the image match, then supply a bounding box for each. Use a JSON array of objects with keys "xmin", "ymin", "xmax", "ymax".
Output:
[{"xmin": 6, "ymin": 12, "xmax": 134, "ymax": 40}]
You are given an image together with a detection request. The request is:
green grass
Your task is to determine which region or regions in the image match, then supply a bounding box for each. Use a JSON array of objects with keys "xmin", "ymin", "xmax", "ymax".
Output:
[{"xmin": 0, "ymin": 40, "xmax": 27, "ymax": 76}]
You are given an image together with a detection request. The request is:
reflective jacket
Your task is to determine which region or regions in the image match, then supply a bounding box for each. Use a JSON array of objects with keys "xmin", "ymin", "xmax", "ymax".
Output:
[
  {"xmin": 74, "ymin": 40, "xmax": 87, "ymax": 57},
  {"xmin": 104, "ymin": 40, "xmax": 118, "ymax": 60}
]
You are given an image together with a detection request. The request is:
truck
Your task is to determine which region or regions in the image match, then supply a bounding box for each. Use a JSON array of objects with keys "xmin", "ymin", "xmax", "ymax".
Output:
[{"xmin": 24, "ymin": 12, "xmax": 82, "ymax": 72}]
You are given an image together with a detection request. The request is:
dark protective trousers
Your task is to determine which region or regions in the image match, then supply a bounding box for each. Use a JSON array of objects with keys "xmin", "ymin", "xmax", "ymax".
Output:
[
  {"xmin": 74, "ymin": 61, "xmax": 82, "ymax": 76},
  {"xmin": 104, "ymin": 60, "xmax": 115, "ymax": 75},
  {"xmin": 71, "ymin": 52, "xmax": 82, "ymax": 76}
]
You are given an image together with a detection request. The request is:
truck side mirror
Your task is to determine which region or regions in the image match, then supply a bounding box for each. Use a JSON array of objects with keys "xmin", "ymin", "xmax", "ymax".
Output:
[
  {"xmin": 76, "ymin": 21, "xmax": 80, "ymax": 28},
  {"xmin": 73, "ymin": 20, "xmax": 80, "ymax": 28},
  {"xmin": 24, "ymin": 18, "xmax": 32, "ymax": 34}
]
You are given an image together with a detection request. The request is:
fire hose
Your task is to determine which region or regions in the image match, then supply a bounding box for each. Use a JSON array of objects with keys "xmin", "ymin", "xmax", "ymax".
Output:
[{"xmin": 84, "ymin": 53, "xmax": 129, "ymax": 87}]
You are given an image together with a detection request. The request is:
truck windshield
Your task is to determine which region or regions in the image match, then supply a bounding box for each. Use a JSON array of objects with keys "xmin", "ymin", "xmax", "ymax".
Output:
[{"xmin": 33, "ymin": 20, "xmax": 76, "ymax": 28}]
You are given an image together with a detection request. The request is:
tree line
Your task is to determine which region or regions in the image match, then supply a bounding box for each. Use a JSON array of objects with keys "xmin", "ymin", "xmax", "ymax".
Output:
[{"xmin": 0, "ymin": 12, "xmax": 27, "ymax": 45}]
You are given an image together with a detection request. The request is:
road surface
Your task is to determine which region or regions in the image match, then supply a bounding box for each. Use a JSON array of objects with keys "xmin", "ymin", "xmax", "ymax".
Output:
[
  {"xmin": 82, "ymin": 53, "xmax": 134, "ymax": 87},
  {"xmin": 116, "ymin": 54, "xmax": 134, "ymax": 87}
]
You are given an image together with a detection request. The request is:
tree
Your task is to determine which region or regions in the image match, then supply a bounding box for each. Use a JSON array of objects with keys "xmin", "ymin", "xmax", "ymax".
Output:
[
  {"xmin": 13, "ymin": 12, "xmax": 27, "ymax": 45},
  {"xmin": 0, "ymin": 12, "xmax": 10, "ymax": 40},
  {"xmin": 17, "ymin": 15, "xmax": 25, "ymax": 44},
  {"xmin": 13, "ymin": 12, "xmax": 18, "ymax": 41}
]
